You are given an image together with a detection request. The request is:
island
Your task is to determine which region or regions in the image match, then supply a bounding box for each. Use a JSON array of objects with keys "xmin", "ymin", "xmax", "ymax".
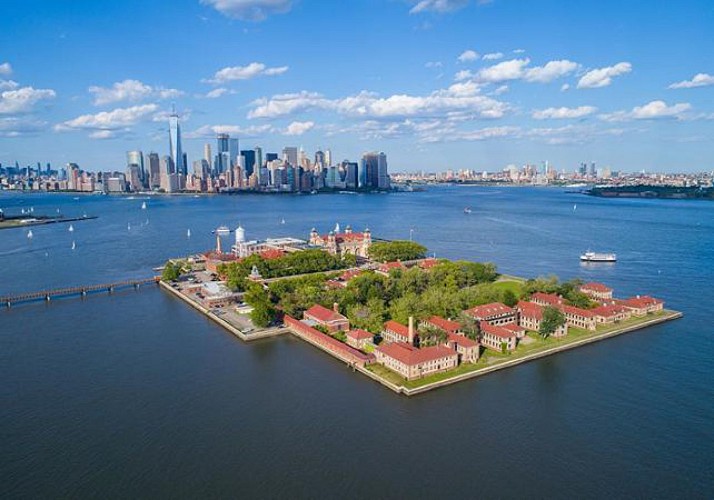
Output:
[{"xmin": 159, "ymin": 225, "xmax": 681, "ymax": 396}]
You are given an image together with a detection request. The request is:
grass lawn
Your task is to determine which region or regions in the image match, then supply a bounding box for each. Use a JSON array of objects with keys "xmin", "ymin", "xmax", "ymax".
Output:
[{"xmin": 489, "ymin": 279, "xmax": 525, "ymax": 298}]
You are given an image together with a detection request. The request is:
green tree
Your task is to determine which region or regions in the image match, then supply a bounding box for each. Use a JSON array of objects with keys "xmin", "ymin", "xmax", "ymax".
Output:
[
  {"xmin": 368, "ymin": 240, "xmax": 427, "ymax": 262},
  {"xmin": 161, "ymin": 261, "xmax": 181, "ymax": 281},
  {"xmin": 459, "ymin": 312, "xmax": 481, "ymax": 341},
  {"xmin": 539, "ymin": 306, "xmax": 566, "ymax": 338},
  {"xmin": 502, "ymin": 289, "xmax": 518, "ymax": 307},
  {"xmin": 417, "ymin": 324, "xmax": 448, "ymax": 347},
  {"xmin": 250, "ymin": 301, "xmax": 276, "ymax": 328}
]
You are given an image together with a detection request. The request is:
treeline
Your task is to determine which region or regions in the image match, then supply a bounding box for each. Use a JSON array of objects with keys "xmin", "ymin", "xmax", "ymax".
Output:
[
  {"xmin": 523, "ymin": 276, "xmax": 595, "ymax": 309},
  {"xmin": 219, "ymin": 250, "xmax": 357, "ymax": 291},
  {"xmin": 255, "ymin": 259, "xmax": 501, "ymax": 332},
  {"xmin": 368, "ymin": 240, "xmax": 427, "ymax": 263}
]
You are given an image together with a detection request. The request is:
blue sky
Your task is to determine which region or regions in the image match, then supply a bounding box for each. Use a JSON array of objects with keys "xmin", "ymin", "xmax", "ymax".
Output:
[{"xmin": 1, "ymin": 0, "xmax": 713, "ymax": 172}]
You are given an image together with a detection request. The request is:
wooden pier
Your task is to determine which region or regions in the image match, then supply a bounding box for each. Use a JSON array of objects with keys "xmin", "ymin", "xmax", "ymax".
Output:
[{"xmin": 1, "ymin": 277, "xmax": 160, "ymax": 307}]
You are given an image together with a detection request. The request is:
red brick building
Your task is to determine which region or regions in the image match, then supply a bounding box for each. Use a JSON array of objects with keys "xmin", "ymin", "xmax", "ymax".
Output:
[
  {"xmin": 303, "ymin": 304, "xmax": 350, "ymax": 332},
  {"xmin": 464, "ymin": 302, "xmax": 516, "ymax": 326}
]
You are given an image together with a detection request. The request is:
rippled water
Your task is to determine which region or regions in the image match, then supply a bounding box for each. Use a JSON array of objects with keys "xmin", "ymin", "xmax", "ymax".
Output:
[{"xmin": 1, "ymin": 187, "xmax": 712, "ymax": 498}]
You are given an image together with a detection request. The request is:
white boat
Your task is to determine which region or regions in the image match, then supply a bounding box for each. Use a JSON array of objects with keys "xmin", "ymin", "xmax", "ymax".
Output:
[
  {"xmin": 580, "ymin": 251, "xmax": 617, "ymax": 262},
  {"xmin": 141, "ymin": 201, "xmax": 147, "ymax": 210},
  {"xmin": 280, "ymin": 218, "xmax": 286, "ymax": 225},
  {"xmin": 187, "ymin": 229, "xmax": 191, "ymax": 238},
  {"xmin": 215, "ymin": 225, "xmax": 230, "ymax": 235},
  {"xmin": 71, "ymin": 241, "xmax": 76, "ymax": 250},
  {"xmin": 68, "ymin": 224, "xmax": 74, "ymax": 232},
  {"xmin": 127, "ymin": 223, "xmax": 131, "ymax": 231},
  {"xmin": 27, "ymin": 229, "xmax": 33, "ymax": 239},
  {"xmin": 464, "ymin": 207, "xmax": 472, "ymax": 214}
]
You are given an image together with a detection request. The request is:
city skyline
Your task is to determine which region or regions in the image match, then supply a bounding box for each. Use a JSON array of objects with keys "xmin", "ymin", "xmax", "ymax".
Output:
[{"xmin": 1, "ymin": 0, "xmax": 713, "ymax": 172}]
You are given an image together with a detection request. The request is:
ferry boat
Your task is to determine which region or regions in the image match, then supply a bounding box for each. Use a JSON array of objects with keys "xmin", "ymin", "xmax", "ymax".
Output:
[{"xmin": 580, "ymin": 251, "xmax": 617, "ymax": 262}]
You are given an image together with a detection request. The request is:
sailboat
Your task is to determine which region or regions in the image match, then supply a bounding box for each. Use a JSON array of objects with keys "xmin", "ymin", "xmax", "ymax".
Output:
[
  {"xmin": 27, "ymin": 229, "xmax": 33, "ymax": 239},
  {"xmin": 127, "ymin": 222, "xmax": 131, "ymax": 231},
  {"xmin": 187, "ymin": 229, "xmax": 191, "ymax": 238},
  {"xmin": 280, "ymin": 218, "xmax": 286, "ymax": 225},
  {"xmin": 68, "ymin": 224, "xmax": 74, "ymax": 232},
  {"xmin": 573, "ymin": 204, "xmax": 577, "ymax": 211},
  {"xmin": 71, "ymin": 241, "xmax": 76, "ymax": 250},
  {"xmin": 141, "ymin": 201, "xmax": 147, "ymax": 210}
]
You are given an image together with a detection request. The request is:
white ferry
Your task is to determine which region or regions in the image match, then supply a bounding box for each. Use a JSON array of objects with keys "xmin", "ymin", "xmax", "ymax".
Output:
[{"xmin": 580, "ymin": 251, "xmax": 617, "ymax": 262}]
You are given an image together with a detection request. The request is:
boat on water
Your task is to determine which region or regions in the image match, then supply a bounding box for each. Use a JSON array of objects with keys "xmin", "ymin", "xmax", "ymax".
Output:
[
  {"xmin": 215, "ymin": 225, "xmax": 230, "ymax": 235},
  {"xmin": 141, "ymin": 201, "xmax": 147, "ymax": 210},
  {"xmin": 27, "ymin": 229, "xmax": 33, "ymax": 239},
  {"xmin": 68, "ymin": 224, "xmax": 74, "ymax": 232},
  {"xmin": 464, "ymin": 207, "xmax": 472, "ymax": 214},
  {"xmin": 580, "ymin": 251, "xmax": 617, "ymax": 262},
  {"xmin": 187, "ymin": 229, "xmax": 191, "ymax": 238},
  {"xmin": 71, "ymin": 241, "xmax": 76, "ymax": 250}
]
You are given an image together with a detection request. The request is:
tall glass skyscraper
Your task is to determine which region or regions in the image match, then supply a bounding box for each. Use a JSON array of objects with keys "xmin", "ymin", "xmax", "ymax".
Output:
[{"xmin": 169, "ymin": 110, "xmax": 185, "ymax": 176}]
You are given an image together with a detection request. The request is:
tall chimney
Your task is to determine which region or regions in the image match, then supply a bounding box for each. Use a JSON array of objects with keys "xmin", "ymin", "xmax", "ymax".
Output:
[
  {"xmin": 408, "ymin": 316, "xmax": 414, "ymax": 345},
  {"xmin": 333, "ymin": 302, "xmax": 339, "ymax": 313}
]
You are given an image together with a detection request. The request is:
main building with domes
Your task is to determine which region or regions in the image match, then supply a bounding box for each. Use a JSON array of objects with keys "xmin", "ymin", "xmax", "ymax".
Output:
[{"xmin": 309, "ymin": 225, "xmax": 371, "ymax": 258}]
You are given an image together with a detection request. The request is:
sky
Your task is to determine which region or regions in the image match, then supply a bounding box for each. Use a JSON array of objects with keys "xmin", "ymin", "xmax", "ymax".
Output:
[{"xmin": 1, "ymin": 0, "xmax": 713, "ymax": 173}]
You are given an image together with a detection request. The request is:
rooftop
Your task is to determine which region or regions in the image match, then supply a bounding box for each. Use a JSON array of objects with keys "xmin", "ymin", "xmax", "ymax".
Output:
[
  {"xmin": 376, "ymin": 342, "xmax": 457, "ymax": 366},
  {"xmin": 304, "ymin": 304, "xmax": 347, "ymax": 323},
  {"xmin": 465, "ymin": 302, "xmax": 513, "ymax": 319}
]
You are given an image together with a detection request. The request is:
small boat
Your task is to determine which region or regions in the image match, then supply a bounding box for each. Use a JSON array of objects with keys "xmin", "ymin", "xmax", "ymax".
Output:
[
  {"xmin": 68, "ymin": 224, "xmax": 74, "ymax": 232},
  {"xmin": 187, "ymin": 229, "xmax": 191, "ymax": 238},
  {"xmin": 27, "ymin": 229, "xmax": 33, "ymax": 239},
  {"xmin": 580, "ymin": 251, "xmax": 617, "ymax": 262},
  {"xmin": 215, "ymin": 225, "xmax": 230, "ymax": 235},
  {"xmin": 280, "ymin": 218, "xmax": 286, "ymax": 225},
  {"xmin": 573, "ymin": 204, "xmax": 577, "ymax": 211},
  {"xmin": 71, "ymin": 241, "xmax": 76, "ymax": 250},
  {"xmin": 464, "ymin": 207, "xmax": 472, "ymax": 214},
  {"xmin": 127, "ymin": 223, "xmax": 131, "ymax": 231},
  {"xmin": 141, "ymin": 201, "xmax": 147, "ymax": 210}
]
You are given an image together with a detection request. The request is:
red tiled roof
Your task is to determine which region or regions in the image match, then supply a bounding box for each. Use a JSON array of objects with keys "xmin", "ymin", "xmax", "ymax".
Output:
[
  {"xmin": 376, "ymin": 342, "xmax": 457, "ymax": 366},
  {"xmin": 581, "ymin": 282, "xmax": 612, "ymax": 293},
  {"xmin": 321, "ymin": 232, "xmax": 366, "ymax": 242},
  {"xmin": 531, "ymin": 292, "xmax": 564, "ymax": 306},
  {"xmin": 425, "ymin": 316, "xmax": 461, "ymax": 334},
  {"xmin": 465, "ymin": 302, "xmax": 513, "ymax": 319},
  {"xmin": 447, "ymin": 332, "xmax": 478, "ymax": 348},
  {"xmin": 259, "ymin": 248, "xmax": 286, "ymax": 260},
  {"xmin": 502, "ymin": 322, "xmax": 525, "ymax": 334},
  {"xmin": 340, "ymin": 269, "xmax": 362, "ymax": 281},
  {"xmin": 379, "ymin": 261, "xmax": 405, "ymax": 271},
  {"xmin": 418, "ymin": 258, "xmax": 439, "ymax": 269},
  {"xmin": 558, "ymin": 304, "xmax": 595, "ymax": 318},
  {"xmin": 346, "ymin": 329, "xmax": 373, "ymax": 340},
  {"xmin": 479, "ymin": 321, "xmax": 517, "ymax": 339},
  {"xmin": 619, "ymin": 296, "xmax": 663, "ymax": 309},
  {"xmin": 304, "ymin": 304, "xmax": 347, "ymax": 323},
  {"xmin": 384, "ymin": 320, "xmax": 410, "ymax": 337},
  {"xmin": 591, "ymin": 304, "xmax": 629, "ymax": 317},
  {"xmin": 516, "ymin": 300, "xmax": 543, "ymax": 320}
]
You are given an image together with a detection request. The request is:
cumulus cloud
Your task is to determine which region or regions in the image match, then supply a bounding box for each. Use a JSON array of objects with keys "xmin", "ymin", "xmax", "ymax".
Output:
[
  {"xmin": 577, "ymin": 62, "xmax": 632, "ymax": 89},
  {"xmin": 55, "ymin": 104, "xmax": 158, "ymax": 133},
  {"xmin": 561, "ymin": 83, "xmax": 570, "ymax": 92},
  {"xmin": 524, "ymin": 60, "xmax": 579, "ymax": 83},
  {"xmin": 0, "ymin": 80, "xmax": 19, "ymax": 90},
  {"xmin": 476, "ymin": 58, "xmax": 530, "ymax": 82},
  {"xmin": 0, "ymin": 116, "xmax": 48, "ymax": 137},
  {"xmin": 457, "ymin": 50, "xmax": 479, "ymax": 63},
  {"xmin": 283, "ymin": 120, "xmax": 314, "ymax": 135},
  {"xmin": 200, "ymin": 0, "xmax": 293, "ymax": 21},
  {"xmin": 409, "ymin": 0, "xmax": 469, "ymax": 14},
  {"xmin": 247, "ymin": 84, "xmax": 508, "ymax": 121},
  {"xmin": 599, "ymin": 100, "xmax": 691, "ymax": 122},
  {"xmin": 204, "ymin": 62, "xmax": 288, "ymax": 84},
  {"xmin": 184, "ymin": 123, "xmax": 272, "ymax": 139},
  {"xmin": 532, "ymin": 106, "xmax": 597, "ymax": 120},
  {"xmin": 0, "ymin": 86, "xmax": 56, "ymax": 114},
  {"xmin": 0, "ymin": 62, "xmax": 12, "ymax": 75},
  {"xmin": 482, "ymin": 52, "xmax": 503, "ymax": 61},
  {"xmin": 88, "ymin": 79, "xmax": 183, "ymax": 106},
  {"xmin": 203, "ymin": 87, "xmax": 235, "ymax": 98},
  {"xmin": 425, "ymin": 61, "xmax": 443, "ymax": 68},
  {"xmin": 668, "ymin": 73, "xmax": 714, "ymax": 89}
]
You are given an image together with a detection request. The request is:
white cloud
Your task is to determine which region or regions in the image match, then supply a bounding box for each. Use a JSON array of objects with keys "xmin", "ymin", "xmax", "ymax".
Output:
[
  {"xmin": 88, "ymin": 79, "xmax": 183, "ymax": 106},
  {"xmin": 524, "ymin": 60, "xmax": 579, "ymax": 83},
  {"xmin": 0, "ymin": 62, "xmax": 12, "ymax": 76},
  {"xmin": 184, "ymin": 123, "xmax": 272, "ymax": 139},
  {"xmin": 577, "ymin": 62, "xmax": 632, "ymax": 89},
  {"xmin": 513, "ymin": 48, "xmax": 526, "ymax": 54},
  {"xmin": 476, "ymin": 58, "xmax": 530, "ymax": 83},
  {"xmin": 409, "ymin": 0, "xmax": 469, "ymax": 14},
  {"xmin": 247, "ymin": 85, "xmax": 508, "ymax": 121},
  {"xmin": 204, "ymin": 88, "xmax": 234, "ymax": 98},
  {"xmin": 55, "ymin": 104, "xmax": 158, "ymax": 132},
  {"xmin": 284, "ymin": 120, "xmax": 314, "ymax": 135},
  {"xmin": 599, "ymin": 100, "xmax": 691, "ymax": 122},
  {"xmin": 200, "ymin": 0, "xmax": 293, "ymax": 21},
  {"xmin": 0, "ymin": 116, "xmax": 48, "ymax": 137},
  {"xmin": 0, "ymin": 86, "xmax": 56, "ymax": 114},
  {"xmin": 532, "ymin": 106, "xmax": 597, "ymax": 120},
  {"xmin": 457, "ymin": 50, "xmax": 479, "ymax": 63},
  {"xmin": 482, "ymin": 52, "xmax": 503, "ymax": 61},
  {"xmin": 204, "ymin": 62, "xmax": 288, "ymax": 84},
  {"xmin": 89, "ymin": 130, "xmax": 119, "ymax": 140},
  {"xmin": 0, "ymin": 80, "xmax": 19, "ymax": 90},
  {"xmin": 454, "ymin": 69, "xmax": 475, "ymax": 81},
  {"xmin": 668, "ymin": 73, "xmax": 714, "ymax": 89},
  {"xmin": 561, "ymin": 83, "xmax": 570, "ymax": 92},
  {"xmin": 425, "ymin": 61, "xmax": 443, "ymax": 68}
]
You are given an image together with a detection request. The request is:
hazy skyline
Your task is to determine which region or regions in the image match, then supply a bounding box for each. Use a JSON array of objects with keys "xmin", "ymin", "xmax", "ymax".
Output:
[{"xmin": 1, "ymin": 0, "xmax": 713, "ymax": 172}]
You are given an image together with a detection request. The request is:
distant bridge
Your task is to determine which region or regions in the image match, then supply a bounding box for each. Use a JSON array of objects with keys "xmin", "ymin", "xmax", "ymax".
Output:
[{"xmin": 1, "ymin": 277, "xmax": 160, "ymax": 307}]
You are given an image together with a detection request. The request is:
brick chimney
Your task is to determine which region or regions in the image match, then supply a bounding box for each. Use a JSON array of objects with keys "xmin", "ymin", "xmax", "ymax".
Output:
[{"xmin": 408, "ymin": 316, "xmax": 414, "ymax": 345}]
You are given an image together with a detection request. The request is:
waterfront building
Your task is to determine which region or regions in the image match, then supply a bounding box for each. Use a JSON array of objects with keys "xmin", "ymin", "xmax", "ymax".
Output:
[
  {"xmin": 345, "ymin": 329, "xmax": 373, "ymax": 350},
  {"xmin": 374, "ymin": 342, "xmax": 458, "ymax": 380},
  {"xmin": 580, "ymin": 282, "xmax": 614, "ymax": 301},
  {"xmin": 303, "ymin": 304, "xmax": 350, "ymax": 333},
  {"xmin": 479, "ymin": 321, "xmax": 518, "ymax": 352},
  {"xmin": 464, "ymin": 302, "xmax": 516, "ymax": 326},
  {"xmin": 446, "ymin": 333, "xmax": 479, "ymax": 363},
  {"xmin": 558, "ymin": 304, "xmax": 597, "ymax": 331},
  {"xmin": 616, "ymin": 296, "xmax": 664, "ymax": 316},
  {"xmin": 418, "ymin": 258, "xmax": 440, "ymax": 270},
  {"xmin": 590, "ymin": 304, "xmax": 632, "ymax": 324},
  {"xmin": 145, "ymin": 152, "xmax": 160, "ymax": 189},
  {"xmin": 230, "ymin": 224, "xmax": 306, "ymax": 258},
  {"xmin": 360, "ymin": 152, "xmax": 389, "ymax": 189},
  {"xmin": 382, "ymin": 319, "xmax": 413, "ymax": 344},
  {"xmin": 421, "ymin": 316, "xmax": 463, "ymax": 335},
  {"xmin": 530, "ymin": 292, "xmax": 564, "ymax": 307},
  {"xmin": 308, "ymin": 226, "xmax": 371, "ymax": 258},
  {"xmin": 515, "ymin": 301, "xmax": 568, "ymax": 337},
  {"xmin": 197, "ymin": 281, "xmax": 239, "ymax": 308},
  {"xmin": 285, "ymin": 316, "xmax": 374, "ymax": 367}
]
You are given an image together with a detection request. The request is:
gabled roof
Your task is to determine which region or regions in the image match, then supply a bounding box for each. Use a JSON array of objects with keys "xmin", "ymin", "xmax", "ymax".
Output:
[
  {"xmin": 383, "ymin": 320, "xmax": 410, "ymax": 337},
  {"xmin": 558, "ymin": 304, "xmax": 595, "ymax": 318},
  {"xmin": 418, "ymin": 258, "xmax": 439, "ymax": 269},
  {"xmin": 304, "ymin": 304, "xmax": 347, "ymax": 323},
  {"xmin": 447, "ymin": 333, "xmax": 478, "ymax": 348},
  {"xmin": 465, "ymin": 302, "xmax": 513, "ymax": 319},
  {"xmin": 580, "ymin": 282, "xmax": 612, "ymax": 293},
  {"xmin": 591, "ymin": 304, "xmax": 629, "ymax": 317},
  {"xmin": 376, "ymin": 342, "xmax": 457, "ymax": 366},
  {"xmin": 516, "ymin": 300, "xmax": 543, "ymax": 320},
  {"xmin": 530, "ymin": 292, "xmax": 564, "ymax": 306},
  {"xmin": 346, "ymin": 329, "xmax": 373, "ymax": 340},
  {"xmin": 479, "ymin": 321, "xmax": 517, "ymax": 339},
  {"xmin": 619, "ymin": 296, "xmax": 663, "ymax": 309},
  {"xmin": 425, "ymin": 316, "xmax": 462, "ymax": 334}
]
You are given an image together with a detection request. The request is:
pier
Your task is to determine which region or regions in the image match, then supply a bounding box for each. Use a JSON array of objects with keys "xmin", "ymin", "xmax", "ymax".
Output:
[{"xmin": 1, "ymin": 277, "xmax": 160, "ymax": 307}]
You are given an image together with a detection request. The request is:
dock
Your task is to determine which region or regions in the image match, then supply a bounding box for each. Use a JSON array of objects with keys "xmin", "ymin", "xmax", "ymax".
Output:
[{"xmin": 1, "ymin": 277, "xmax": 160, "ymax": 307}]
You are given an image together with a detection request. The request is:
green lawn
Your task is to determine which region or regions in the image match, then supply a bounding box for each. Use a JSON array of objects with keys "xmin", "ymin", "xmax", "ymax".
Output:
[{"xmin": 489, "ymin": 279, "xmax": 525, "ymax": 298}]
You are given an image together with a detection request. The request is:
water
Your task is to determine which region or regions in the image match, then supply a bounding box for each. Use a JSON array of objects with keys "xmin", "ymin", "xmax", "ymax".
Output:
[{"xmin": 1, "ymin": 187, "xmax": 713, "ymax": 498}]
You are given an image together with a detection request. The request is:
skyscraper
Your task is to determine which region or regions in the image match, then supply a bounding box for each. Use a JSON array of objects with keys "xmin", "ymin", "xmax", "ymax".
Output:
[
  {"xmin": 126, "ymin": 150, "xmax": 144, "ymax": 188},
  {"xmin": 216, "ymin": 133, "xmax": 229, "ymax": 174},
  {"xmin": 229, "ymin": 138, "xmax": 239, "ymax": 168},
  {"xmin": 146, "ymin": 152, "xmax": 160, "ymax": 189},
  {"xmin": 240, "ymin": 149, "xmax": 256, "ymax": 178},
  {"xmin": 282, "ymin": 146, "xmax": 298, "ymax": 167},
  {"xmin": 169, "ymin": 110, "xmax": 185, "ymax": 176}
]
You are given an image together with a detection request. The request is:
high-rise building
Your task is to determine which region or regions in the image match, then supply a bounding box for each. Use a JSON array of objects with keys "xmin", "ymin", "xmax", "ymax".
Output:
[
  {"xmin": 146, "ymin": 152, "xmax": 160, "ymax": 189},
  {"xmin": 282, "ymin": 147, "xmax": 298, "ymax": 167},
  {"xmin": 240, "ymin": 150, "xmax": 256, "ymax": 178},
  {"xmin": 169, "ymin": 110, "xmax": 185, "ymax": 176},
  {"xmin": 229, "ymin": 138, "xmax": 239, "ymax": 168},
  {"xmin": 126, "ymin": 150, "xmax": 144, "ymax": 190},
  {"xmin": 204, "ymin": 143, "xmax": 212, "ymax": 164},
  {"xmin": 342, "ymin": 160, "xmax": 358, "ymax": 189},
  {"xmin": 215, "ymin": 134, "xmax": 230, "ymax": 174},
  {"xmin": 325, "ymin": 149, "xmax": 332, "ymax": 168},
  {"xmin": 266, "ymin": 152, "xmax": 278, "ymax": 163}
]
